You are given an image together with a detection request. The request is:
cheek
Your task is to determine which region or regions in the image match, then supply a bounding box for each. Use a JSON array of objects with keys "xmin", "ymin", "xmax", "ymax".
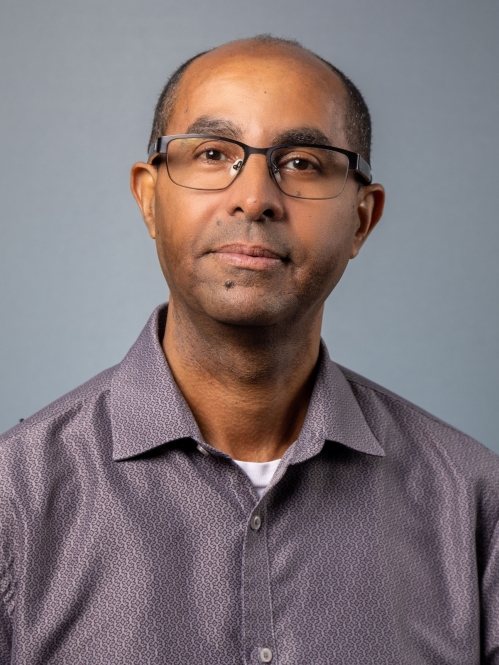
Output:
[
  {"xmin": 154, "ymin": 185, "xmax": 219, "ymax": 283},
  {"xmin": 288, "ymin": 201, "xmax": 358, "ymax": 303},
  {"xmin": 293, "ymin": 200, "xmax": 358, "ymax": 276},
  {"xmin": 154, "ymin": 188, "xmax": 189, "ymax": 284}
]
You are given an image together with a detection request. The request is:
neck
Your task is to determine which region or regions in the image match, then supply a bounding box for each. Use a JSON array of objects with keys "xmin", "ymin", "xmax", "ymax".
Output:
[{"xmin": 162, "ymin": 298, "xmax": 323, "ymax": 462}]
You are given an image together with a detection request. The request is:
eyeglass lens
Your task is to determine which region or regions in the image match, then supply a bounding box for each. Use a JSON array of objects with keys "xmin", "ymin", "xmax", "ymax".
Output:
[{"xmin": 165, "ymin": 137, "xmax": 350, "ymax": 199}]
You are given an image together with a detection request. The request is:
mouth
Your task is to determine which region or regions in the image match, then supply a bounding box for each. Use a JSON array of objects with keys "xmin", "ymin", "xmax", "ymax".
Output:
[{"xmin": 210, "ymin": 243, "xmax": 286, "ymax": 270}]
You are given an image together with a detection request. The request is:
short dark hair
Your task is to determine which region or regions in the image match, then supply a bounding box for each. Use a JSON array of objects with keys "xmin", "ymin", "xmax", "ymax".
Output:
[{"xmin": 147, "ymin": 35, "xmax": 372, "ymax": 164}]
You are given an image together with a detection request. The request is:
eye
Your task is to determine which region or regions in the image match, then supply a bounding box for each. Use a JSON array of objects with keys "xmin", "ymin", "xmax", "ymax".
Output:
[
  {"xmin": 201, "ymin": 148, "xmax": 227, "ymax": 161},
  {"xmin": 283, "ymin": 157, "xmax": 316, "ymax": 171},
  {"xmin": 274, "ymin": 150, "xmax": 322, "ymax": 173}
]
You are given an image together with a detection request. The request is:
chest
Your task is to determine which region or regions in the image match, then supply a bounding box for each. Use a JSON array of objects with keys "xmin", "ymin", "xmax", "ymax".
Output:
[{"xmin": 16, "ymin": 450, "xmax": 479, "ymax": 665}]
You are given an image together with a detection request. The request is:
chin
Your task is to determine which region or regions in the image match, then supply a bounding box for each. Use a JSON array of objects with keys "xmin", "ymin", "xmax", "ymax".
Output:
[{"xmin": 201, "ymin": 288, "xmax": 295, "ymax": 328}]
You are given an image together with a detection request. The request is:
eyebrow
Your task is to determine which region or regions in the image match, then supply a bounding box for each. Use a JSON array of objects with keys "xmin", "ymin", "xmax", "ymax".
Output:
[
  {"xmin": 185, "ymin": 116, "xmax": 242, "ymax": 139},
  {"xmin": 184, "ymin": 117, "xmax": 333, "ymax": 148},
  {"xmin": 272, "ymin": 127, "xmax": 333, "ymax": 147}
]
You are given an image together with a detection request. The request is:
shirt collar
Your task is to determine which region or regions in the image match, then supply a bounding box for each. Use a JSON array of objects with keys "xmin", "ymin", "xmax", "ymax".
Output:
[
  {"xmin": 290, "ymin": 343, "xmax": 385, "ymax": 463},
  {"xmin": 111, "ymin": 304, "xmax": 203, "ymax": 461},
  {"xmin": 111, "ymin": 304, "xmax": 384, "ymax": 461}
]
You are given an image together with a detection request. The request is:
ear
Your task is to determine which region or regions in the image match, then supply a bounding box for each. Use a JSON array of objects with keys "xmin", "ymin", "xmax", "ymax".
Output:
[
  {"xmin": 130, "ymin": 162, "xmax": 159, "ymax": 239},
  {"xmin": 350, "ymin": 183, "xmax": 385, "ymax": 258}
]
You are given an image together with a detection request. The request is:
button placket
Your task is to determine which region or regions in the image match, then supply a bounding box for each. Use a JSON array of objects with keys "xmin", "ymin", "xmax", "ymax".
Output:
[{"xmin": 242, "ymin": 502, "xmax": 276, "ymax": 665}]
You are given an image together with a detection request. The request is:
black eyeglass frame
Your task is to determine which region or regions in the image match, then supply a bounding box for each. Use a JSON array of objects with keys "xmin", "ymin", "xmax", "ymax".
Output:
[{"xmin": 147, "ymin": 134, "xmax": 372, "ymax": 199}]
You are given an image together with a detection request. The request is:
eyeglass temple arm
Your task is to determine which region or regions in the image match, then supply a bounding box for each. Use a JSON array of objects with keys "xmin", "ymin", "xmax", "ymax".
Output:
[
  {"xmin": 147, "ymin": 138, "xmax": 167, "ymax": 163},
  {"xmin": 355, "ymin": 155, "xmax": 372, "ymax": 184}
]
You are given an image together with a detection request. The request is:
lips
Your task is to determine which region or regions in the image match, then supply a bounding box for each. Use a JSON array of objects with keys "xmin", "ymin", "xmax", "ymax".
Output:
[
  {"xmin": 210, "ymin": 243, "xmax": 285, "ymax": 270},
  {"xmin": 214, "ymin": 244, "xmax": 284, "ymax": 260}
]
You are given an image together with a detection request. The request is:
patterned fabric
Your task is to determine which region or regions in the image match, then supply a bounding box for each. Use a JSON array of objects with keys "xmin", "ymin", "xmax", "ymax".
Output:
[{"xmin": 1, "ymin": 303, "xmax": 499, "ymax": 664}]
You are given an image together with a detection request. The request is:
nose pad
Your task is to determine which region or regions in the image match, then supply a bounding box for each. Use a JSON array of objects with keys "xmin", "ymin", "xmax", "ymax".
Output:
[
  {"xmin": 230, "ymin": 159, "xmax": 244, "ymax": 177},
  {"xmin": 271, "ymin": 163, "xmax": 281, "ymax": 183}
]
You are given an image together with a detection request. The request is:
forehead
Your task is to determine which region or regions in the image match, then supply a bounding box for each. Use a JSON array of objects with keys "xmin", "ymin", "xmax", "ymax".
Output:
[{"xmin": 167, "ymin": 44, "xmax": 348, "ymax": 144}]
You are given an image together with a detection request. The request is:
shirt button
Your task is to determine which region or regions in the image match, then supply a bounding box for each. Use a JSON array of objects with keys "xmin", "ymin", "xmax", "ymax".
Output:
[
  {"xmin": 250, "ymin": 515, "xmax": 262, "ymax": 531},
  {"xmin": 259, "ymin": 647, "xmax": 273, "ymax": 662},
  {"xmin": 196, "ymin": 443, "xmax": 209, "ymax": 456}
]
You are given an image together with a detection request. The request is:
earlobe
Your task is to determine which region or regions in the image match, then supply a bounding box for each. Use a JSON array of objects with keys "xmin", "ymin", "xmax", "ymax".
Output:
[
  {"xmin": 130, "ymin": 162, "xmax": 158, "ymax": 239},
  {"xmin": 350, "ymin": 183, "xmax": 385, "ymax": 259}
]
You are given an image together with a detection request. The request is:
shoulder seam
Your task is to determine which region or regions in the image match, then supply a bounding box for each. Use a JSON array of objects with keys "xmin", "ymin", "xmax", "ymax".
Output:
[
  {"xmin": 0, "ymin": 375, "xmax": 113, "ymax": 443},
  {"xmin": 342, "ymin": 370, "xmax": 472, "ymax": 441}
]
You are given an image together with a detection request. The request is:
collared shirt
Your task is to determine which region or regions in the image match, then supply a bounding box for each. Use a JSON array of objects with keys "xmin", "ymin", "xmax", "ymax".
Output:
[{"xmin": 1, "ymin": 303, "xmax": 499, "ymax": 665}]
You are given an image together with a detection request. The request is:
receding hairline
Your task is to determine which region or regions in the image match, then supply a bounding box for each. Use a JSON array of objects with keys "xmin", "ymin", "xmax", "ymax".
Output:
[
  {"xmin": 184, "ymin": 39, "xmax": 343, "ymax": 81},
  {"xmin": 148, "ymin": 35, "xmax": 372, "ymax": 164},
  {"xmin": 165, "ymin": 40, "xmax": 348, "ymax": 131}
]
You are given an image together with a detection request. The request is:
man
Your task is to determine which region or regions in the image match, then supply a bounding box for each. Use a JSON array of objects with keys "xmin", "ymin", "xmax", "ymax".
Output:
[{"xmin": 1, "ymin": 35, "xmax": 498, "ymax": 665}]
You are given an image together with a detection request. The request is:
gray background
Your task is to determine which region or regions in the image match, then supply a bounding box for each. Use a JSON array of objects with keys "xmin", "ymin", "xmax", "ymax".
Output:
[{"xmin": 1, "ymin": 0, "xmax": 498, "ymax": 451}]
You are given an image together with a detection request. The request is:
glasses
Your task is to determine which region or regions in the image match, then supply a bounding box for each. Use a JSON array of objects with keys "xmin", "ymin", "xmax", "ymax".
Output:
[{"xmin": 147, "ymin": 134, "xmax": 372, "ymax": 200}]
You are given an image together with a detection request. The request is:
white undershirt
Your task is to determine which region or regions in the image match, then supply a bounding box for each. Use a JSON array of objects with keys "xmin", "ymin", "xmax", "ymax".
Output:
[{"xmin": 233, "ymin": 458, "xmax": 282, "ymax": 498}]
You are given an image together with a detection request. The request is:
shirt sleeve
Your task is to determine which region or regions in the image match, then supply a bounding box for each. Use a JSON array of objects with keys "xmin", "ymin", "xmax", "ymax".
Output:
[
  {"xmin": 482, "ymin": 516, "xmax": 499, "ymax": 664},
  {"xmin": 0, "ymin": 498, "xmax": 15, "ymax": 665}
]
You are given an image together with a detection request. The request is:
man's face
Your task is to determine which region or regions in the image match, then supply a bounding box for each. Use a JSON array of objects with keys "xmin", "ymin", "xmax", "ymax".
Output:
[{"xmin": 133, "ymin": 44, "xmax": 382, "ymax": 329}]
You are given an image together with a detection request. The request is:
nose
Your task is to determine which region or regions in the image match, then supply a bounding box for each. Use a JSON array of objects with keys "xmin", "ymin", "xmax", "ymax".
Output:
[{"xmin": 225, "ymin": 153, "xmax": 285, "ymax": 222}]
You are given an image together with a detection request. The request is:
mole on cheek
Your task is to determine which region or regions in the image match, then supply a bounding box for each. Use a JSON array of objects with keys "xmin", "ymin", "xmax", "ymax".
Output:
[{"xmin": 224, "ymin": 280, "xmax": 234, "ymax": 289}]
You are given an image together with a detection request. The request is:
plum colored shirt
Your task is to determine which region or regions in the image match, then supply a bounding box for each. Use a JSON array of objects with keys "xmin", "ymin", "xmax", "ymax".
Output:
[{"xmin": 1, "ymin": 303, "xmax": 499, "ymax": 665}]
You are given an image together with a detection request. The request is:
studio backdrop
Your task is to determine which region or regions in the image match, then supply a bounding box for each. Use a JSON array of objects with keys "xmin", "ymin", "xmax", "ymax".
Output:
[{"xmin": 1, "ymin": 0, "xmax": 498, "ymax": 452}]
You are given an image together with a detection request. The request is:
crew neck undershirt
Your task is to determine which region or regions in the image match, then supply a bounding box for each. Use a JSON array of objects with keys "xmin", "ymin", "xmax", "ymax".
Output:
[{"xmin": 233, "ymin": 458, "xmax": 282, "ymax": 498}]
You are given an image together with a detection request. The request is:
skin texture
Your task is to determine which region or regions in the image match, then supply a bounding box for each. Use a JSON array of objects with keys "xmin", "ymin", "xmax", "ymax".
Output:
[{"xmin": 131, "ymin": 40, "xmax": 385, "ymax": 462}]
